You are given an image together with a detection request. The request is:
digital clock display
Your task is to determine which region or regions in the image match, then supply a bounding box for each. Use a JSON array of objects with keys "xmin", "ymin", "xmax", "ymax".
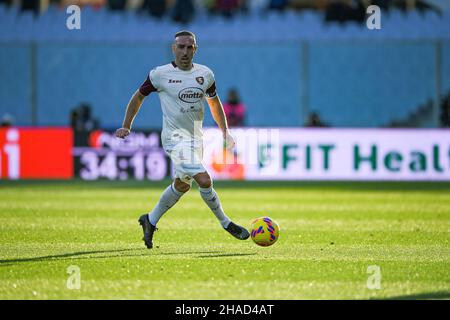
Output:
[{"xmin": 73, "ymin": 130, "xmax": 170, "ymax": 181}]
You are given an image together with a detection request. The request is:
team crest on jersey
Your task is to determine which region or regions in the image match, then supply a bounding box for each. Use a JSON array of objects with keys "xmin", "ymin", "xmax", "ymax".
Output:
[{"xmin": 195, "ymin": 76, "xmax": 204, "ymax": 85}]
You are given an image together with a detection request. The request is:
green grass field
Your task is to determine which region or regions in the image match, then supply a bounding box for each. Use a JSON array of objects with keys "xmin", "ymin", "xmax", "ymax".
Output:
[{"xmin": 0, "ymin": 180, "xmax": 449, "ymax": 300}]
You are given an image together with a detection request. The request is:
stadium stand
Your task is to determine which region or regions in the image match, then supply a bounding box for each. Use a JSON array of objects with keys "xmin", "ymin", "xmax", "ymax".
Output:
[{"xmin": 0, "ymin": 0, "xmax": 449, "ymax": 128}]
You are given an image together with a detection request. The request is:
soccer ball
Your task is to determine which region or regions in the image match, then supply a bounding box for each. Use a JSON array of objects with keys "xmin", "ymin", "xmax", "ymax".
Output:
[{"xmin": 250, "ymin": 217, "xmax": 280, "ymax": 247}]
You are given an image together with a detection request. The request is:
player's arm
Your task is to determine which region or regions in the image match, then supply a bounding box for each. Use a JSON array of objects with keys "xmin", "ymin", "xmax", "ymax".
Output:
[
  {"xmin": 116, "ymin": 73, "xmax": 157, "ymax": 139},
  {"xmin": 116, "ymin": 90, "xmax": 146, "ymax": 138},
  {"xmin": 206, "ymin": 95, "xmax": 235, "ymax": 149}
]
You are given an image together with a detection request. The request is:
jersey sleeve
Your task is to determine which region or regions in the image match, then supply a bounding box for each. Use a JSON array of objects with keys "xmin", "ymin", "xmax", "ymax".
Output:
[
  {"xmin": 138, "ymin": 68, "xmax": 159, "ymax": 96},
  {"xmin": 205, "ymin": 69, "xmax": 217, "ymax": 98}
]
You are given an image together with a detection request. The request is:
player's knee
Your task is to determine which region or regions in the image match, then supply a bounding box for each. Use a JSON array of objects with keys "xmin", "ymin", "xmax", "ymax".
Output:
[
  {"xmin": 197, "ymin": 175, "xmax": 212, "ymax": 189},
  {"xmin": 174, "ymin": 180, "xmax": 190, "ymax": 193}
]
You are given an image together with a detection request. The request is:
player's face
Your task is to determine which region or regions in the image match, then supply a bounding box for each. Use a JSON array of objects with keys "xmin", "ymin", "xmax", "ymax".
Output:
[{"xmin": 172, "ymin": 36, "xmax": 197, "ymax": 70}]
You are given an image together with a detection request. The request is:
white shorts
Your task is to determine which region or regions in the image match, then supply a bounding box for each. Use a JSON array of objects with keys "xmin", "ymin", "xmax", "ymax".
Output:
[{"xmin": 163, "ymin": 141, "xmax": 206, "ymax": 185}]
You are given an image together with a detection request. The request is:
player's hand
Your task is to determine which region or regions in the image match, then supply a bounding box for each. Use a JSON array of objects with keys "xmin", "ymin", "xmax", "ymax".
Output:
[
  {"xmin": 223, "ymin": 130, "xmax": 235, "ymax": 150},
  {"xmin": 115, "ymin": 127, "xmax": 130, "ymax": 139}
]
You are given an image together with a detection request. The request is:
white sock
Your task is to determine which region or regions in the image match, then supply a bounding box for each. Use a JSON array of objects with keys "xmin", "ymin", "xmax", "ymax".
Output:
[
  {"xmin": 148, "ymin": 182, "xmax": 184, "ymax": 226},
  {"xmin": 199, "ymin": 186, "xmax": 231, "ymax": 228}
]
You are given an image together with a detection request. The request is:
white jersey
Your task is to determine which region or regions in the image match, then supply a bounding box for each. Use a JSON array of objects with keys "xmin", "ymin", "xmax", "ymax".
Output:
[{"xmin": 139, "ymin": 62, "xmax": 216, "ymax": 149}]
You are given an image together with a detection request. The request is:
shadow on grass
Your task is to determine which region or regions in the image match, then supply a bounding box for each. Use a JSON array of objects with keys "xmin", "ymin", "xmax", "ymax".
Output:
[
  {"xmin": 0, "ymin": 248, "xmax": 144, "ymax": 266},
  {"xmin": 197, "ymin": 253, "xmax": 257, "ymax": 259},
  {"xmin": 0, "ymin": 249, "xmax": 255, "ymax": 266},
  {"xmin": 374, "ymin": 290, "xmax": 450, "ymax": 300},
  {"xmin": 157, "ymin": 250, "xmax": 222, "ymax": 256}
]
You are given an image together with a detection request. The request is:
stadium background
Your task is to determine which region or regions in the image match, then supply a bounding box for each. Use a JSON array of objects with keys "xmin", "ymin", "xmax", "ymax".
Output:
[
  {"xmin": 1, "ymin": 0, "xmax": 449, "ymax": 181},
  {"xmin": 1, "ymin": 0, "xmax": 450, "ymax": 128},
  {"xmin": 0, "ymin": 0, "xmax": 449, "ymax": 301}
]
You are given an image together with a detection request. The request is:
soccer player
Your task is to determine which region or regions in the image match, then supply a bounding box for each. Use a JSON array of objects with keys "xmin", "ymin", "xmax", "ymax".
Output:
[{"xmin": 115, "ymin": 30, "xmax": 250, "ymax": 249}]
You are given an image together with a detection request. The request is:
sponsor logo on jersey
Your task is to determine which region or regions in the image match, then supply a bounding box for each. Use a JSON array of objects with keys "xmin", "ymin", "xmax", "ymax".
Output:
[
  {"xmin": 195, "ymin": 76, "xmax": 204, "ymax": 85},
  {"xmin": 178, "ymin": 87, "xmax": 204, "ymax": 103},
  {"xmin": 169, "ymin": 79, "xmax": 182, "ymax": 83}
]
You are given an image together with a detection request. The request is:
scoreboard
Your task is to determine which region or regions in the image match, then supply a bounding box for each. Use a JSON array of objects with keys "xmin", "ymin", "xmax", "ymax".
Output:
[{"xmin": 73, "ymin": 130, "xmax": 169, "ymax": 181}]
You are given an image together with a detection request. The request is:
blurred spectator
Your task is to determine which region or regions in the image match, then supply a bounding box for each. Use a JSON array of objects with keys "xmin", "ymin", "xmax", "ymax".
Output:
[
  {"xmin": 325, "ymin": 0, "xmax": 366, "ymax": 24},
  {"xmin": 70, "ymin": 103, "xmax": 99, "ymax": 132},
  {"xmin": 172, "ymin": 0, "xmax": 195, "ymax": 24},
  {"xmin": 441, "ymin": 92, "xmax": 450, "ymax": 127},
  {"xmin": 21, "ymin": 0, "xmax": 40, "ymax": 15},
  {"xmin": 215, "ymin": 0, "xmax": 245, "ymax": 18},
  {"xmin": 393, "ymin": 0, "xmax": 435, "ymax": 12},
  {"xmin": 0, "ymin": 0, "xmax": 14, "ymax": 6},
  {"xmin": 203, "ymin": 0, "xmax": 216, "ymax": 14},
  {"xmin": 0, "ymin": 114, "xmax": 14, "ymax": 127},
  {"xmin": 141, "ymin": 0, "xmax": 167, "ymax": 18},
  {"xmin": 70, "ymin": 109, "xmax": 78, "ymax": 129},
  {"xmin": 267, "ymin": 0, "xmax": 289, "ymax": 11},
  {"xmin": 61, "ymin": 0, "xmax": 106, "ymax": 10},
  {"xmin": 289, "ymin": 0, "xmax": 328, "ymax": 11},
  {"xmin": 108, "ymin": 0, "xmax": 126, "ymax": 10},
  {"xmin": 305, "ymin": 112, "xmax": 327, "ymax": 127},
  {"xmin": 204, "ymin": 0, "xmax": 247, "ymax": 17},
  {"xmin": 367, "ymin": 0, "xmax": 390, "ymax": 10},
  {"xmin": 223, "ymin": 88, "xmax": 246, "ymax": 127}
]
